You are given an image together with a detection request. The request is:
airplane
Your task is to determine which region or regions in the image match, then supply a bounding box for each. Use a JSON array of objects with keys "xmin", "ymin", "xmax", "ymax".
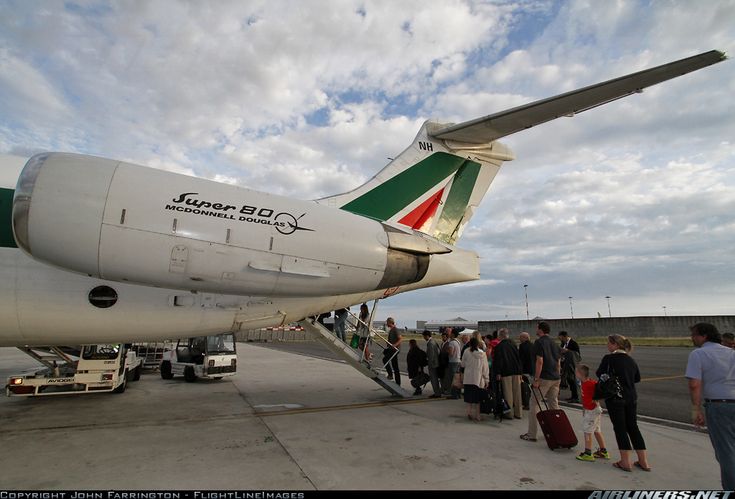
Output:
[{"xmin": 0, "ymin": 50, "xmax": 726, "ymax": 348}]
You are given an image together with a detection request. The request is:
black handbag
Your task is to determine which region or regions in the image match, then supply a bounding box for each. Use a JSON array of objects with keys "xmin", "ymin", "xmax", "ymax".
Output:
[
  {"xmin": 411, "ymin": 371, "xmax": 430, "ymax": 388},
  {"xmin": 593, "ymin": 361, "xmax": 623, "ymax": 400}
]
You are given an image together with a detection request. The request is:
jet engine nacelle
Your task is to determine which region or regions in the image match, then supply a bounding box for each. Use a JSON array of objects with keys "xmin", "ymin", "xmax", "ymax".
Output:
[{"xmin": 13, "ymin": 153, "xmax": 454, "ymax": 297}]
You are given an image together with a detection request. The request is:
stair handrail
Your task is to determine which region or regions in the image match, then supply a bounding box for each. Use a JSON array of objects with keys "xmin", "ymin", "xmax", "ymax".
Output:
[{"xmin": 345, "ymin": 310, "xmax": 399, "ymax": 369}]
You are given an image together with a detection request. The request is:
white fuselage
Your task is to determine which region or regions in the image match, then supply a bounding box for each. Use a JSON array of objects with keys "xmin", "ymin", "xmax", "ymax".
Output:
[
  {"xmin": 0, "ymin": 245, "xmax": 477, "ymax": 346},
  {"xmin": 0, "ymin": 155, "xmax": 480, "ymax": 347}
]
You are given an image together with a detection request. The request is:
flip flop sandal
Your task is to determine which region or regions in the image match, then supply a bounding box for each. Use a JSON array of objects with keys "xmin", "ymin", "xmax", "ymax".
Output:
[
  {"xmin": 613, "ymin": 461, "xmax": 632, "ymax": 472},
  {"xmin": 634, "ymin": 461, "xmax": 652, "ymax": 472}
]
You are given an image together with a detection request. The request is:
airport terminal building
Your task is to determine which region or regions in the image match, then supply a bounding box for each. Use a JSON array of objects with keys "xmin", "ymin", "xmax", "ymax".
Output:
[{"xmin": 416, "ymin": 317, "xmax": 478, "ymax": 332}]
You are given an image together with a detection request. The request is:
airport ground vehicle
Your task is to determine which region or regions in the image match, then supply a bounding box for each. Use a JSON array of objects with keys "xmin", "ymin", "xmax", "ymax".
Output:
[
  {"xmin": 5, "ymin": 344, "xmax": 143, "ymax": 396},
  {"xmin": 160, "ymin": 333, "xmax": 237, "ymax": 382}
]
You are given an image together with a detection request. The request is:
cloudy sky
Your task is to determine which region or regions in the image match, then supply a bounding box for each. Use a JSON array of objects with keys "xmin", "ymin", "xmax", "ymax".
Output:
[{"xmin": 1, "ymin": 0, "xmax": 733, "ymax": 327}]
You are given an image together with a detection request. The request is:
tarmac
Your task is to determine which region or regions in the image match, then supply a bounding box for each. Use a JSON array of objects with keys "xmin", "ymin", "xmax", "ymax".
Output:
[{"xmin": 0, "ymin": 343, "xmax": 722, "ymax": 490}]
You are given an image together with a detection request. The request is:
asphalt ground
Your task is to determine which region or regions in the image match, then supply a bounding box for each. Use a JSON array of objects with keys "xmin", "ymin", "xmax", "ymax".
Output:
[
  {"xmin": 253, "ymin": 340, "xmax": 695, "ymax": 425},
  {"xmin": 0, "ymin": 343, "xmax": 720, "ymax": 490}
]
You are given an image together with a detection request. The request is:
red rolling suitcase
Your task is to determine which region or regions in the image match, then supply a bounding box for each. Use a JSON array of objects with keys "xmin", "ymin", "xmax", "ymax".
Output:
[{"xmin": 531, "ymin": 383, "xmax": 578, "ymax": 450}]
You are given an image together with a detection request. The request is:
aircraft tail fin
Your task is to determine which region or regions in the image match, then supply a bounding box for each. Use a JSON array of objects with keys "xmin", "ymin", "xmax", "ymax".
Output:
[{"xmin": 316, "ymin": 121, "xmax": 514, "ymax": 245}]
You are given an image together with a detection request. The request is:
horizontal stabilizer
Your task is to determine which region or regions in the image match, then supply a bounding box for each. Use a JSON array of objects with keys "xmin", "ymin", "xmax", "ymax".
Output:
[{"xmin": 430, "ymin": 50, "xmax": 727, "ymax": 144}]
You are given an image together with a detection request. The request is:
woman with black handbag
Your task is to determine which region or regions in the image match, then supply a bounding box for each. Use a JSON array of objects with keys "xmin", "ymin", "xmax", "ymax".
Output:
[{"xmin": 596, "ymin": 334, "xmax": 652, "ymax": 473}]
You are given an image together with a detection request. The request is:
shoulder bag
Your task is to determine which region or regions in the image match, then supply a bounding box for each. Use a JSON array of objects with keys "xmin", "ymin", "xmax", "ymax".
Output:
[{"xmin": 593, "ymin": 357, "xmax": 623, "ymax": 400}]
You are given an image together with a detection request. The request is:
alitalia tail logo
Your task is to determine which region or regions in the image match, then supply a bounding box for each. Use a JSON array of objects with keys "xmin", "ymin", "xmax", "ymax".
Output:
[{"xmin": 165, "ymin": 192, "xmax": 314, "ymax": 235}]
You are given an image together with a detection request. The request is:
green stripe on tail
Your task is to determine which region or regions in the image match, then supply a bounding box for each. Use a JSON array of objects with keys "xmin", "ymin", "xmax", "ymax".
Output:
[
  {"xmin": 340, "ymin": 152, "xmax": 467, "ymax": 221},
  {"xmin": 433, "ymin": 160, "xmax": 481, "ymax": 244}
]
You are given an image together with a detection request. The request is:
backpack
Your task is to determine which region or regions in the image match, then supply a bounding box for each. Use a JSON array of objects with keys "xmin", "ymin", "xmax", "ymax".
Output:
[
  {"xmin": 417, "ymin": 349, "xmax": 428, "ymax": 368},
  {"xmin": 411, "ymin": 372, "xmax": 430, "ymax": 389}
]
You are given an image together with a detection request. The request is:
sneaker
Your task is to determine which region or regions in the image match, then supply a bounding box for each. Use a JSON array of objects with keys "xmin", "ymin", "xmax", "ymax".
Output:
[
  {"xmin": 576, "ymin": 452, "xmax": 595, "ymax": 462},
  {"xmin": 593, "ymin": 449, "xmax": 610, "ymax": 459},
  {"xmin": 386, "ymin": 374, "xmax": 393, "ymax": 381}
]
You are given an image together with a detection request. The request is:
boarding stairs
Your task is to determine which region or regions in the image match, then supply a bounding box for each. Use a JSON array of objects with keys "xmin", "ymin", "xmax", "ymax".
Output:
[
  {"xmin": 298, "ymin": 306, "xmax": 412, "ymax": 398},
  {"xmin": 18, "ymin": 346, "xmax": 77, "ymax": 369},
  {"xmin": 17, "ymin": 346, "xmax": 79, "ymax": 376}
]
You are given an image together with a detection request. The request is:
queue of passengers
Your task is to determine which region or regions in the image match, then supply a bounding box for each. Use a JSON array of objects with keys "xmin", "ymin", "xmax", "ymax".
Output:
[
  {"xmin": 376, "ymin": 321, "xmax": 643, "ymax": 473},
  {"xmin": 343, "ymin": 311, "xmax": 734, "ymax": 488}
]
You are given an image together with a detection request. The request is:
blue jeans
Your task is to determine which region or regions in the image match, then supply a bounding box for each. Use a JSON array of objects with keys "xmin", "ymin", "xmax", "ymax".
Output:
[
  {"xmin": 442, "ymin": 362, "xmax": 460, "ymax": 397},
  {"xmin": 334, "ymin": 316, "xmax": 347, "ymax": 342},
  {"xmin": 705, "ymin": 401, "xmax": 735, "ymax": 490}
]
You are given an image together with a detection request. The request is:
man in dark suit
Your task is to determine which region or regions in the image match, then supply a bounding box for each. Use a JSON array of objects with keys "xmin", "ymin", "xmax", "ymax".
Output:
[
  {"xmin": 559, "ymin": 331, "xmax": 581, "ymax": 403},
  {"xmin": 422, "ymin": 330, "xmax": 442, "ymax": 398},
  {"xmin": 493, "ymin": 328, "xmax": 524, "ymax": 419}
]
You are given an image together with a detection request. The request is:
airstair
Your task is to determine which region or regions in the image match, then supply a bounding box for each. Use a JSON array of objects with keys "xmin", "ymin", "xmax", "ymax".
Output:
[
  {"xmin": 18, "ymin": 346, "xmax": 77, "ymax": 373},
  {"xmin": 298, "ymin": 302, "xmax": 412, "ymax": 398}
]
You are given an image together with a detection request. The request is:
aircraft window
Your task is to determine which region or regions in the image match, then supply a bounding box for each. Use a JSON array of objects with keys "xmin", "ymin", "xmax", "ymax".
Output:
[
  {"xmin": 206, "ymin": 334, "xmax": 236, "ymax": 354},
  {"xmin": 82, "ymin": 344, "xmax": 120, "ymax": 360},
  {"xmin": 89, "ymin": 286, "xmax": 118, "ymax": 308}
]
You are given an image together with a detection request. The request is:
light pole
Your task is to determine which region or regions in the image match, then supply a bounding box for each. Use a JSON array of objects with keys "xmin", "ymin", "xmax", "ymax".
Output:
[
  {"xmin": 523, "ymin": 284, "xmax": 529, "ymax": 320},
  {"xmin": 662, "ymin": 306, "xmax": 667, "ymax": 317},
  {"xmin": 569, "ymin": 296, "xmax": 574, "ymax": 319},
  {"xmin": 605, "ymin": 296, "xmax": 612, "ymax": 318}
]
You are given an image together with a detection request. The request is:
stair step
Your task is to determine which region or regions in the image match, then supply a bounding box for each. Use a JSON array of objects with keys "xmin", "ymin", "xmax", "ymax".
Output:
[{"xmin": 299, "ymin": 319, "xmax": 413, "ymax": 398}]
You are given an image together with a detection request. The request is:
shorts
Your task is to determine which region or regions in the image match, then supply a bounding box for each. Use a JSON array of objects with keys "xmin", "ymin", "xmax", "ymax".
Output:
[{"xmin": 582, "ymin": 405, "xmax": 602, "ymax": 434}]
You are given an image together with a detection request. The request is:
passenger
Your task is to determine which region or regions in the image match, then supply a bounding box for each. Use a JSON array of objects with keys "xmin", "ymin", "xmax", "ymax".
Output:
[
  {"xmin": 422, "ymin": 330, "xmax": 442, "ymax": 398},
  {"xmin": 357, "ymin": 303, "xmax": 372, "ymax": 361},
  {"xmin": 444, "ymin": 328, "xmax": 462, "ymax": 399},
  {"xmin": 520, "ymin": 321, "xmax": 561, "ymax": 442},
  {"xmin": 483, "ymin": 335, "xmax": 493, "ymax": 368},
  {"xmin": 492, "ymin": 328, "xmax": 523, "ymax": 419},
  {"xmin": 575, "ymin": 364, "xmax": 609, "ymax": 462},
  {"xmin": 721, "ymin": 332, "xmax": 735, "ymax": 349},
  {"xmin": 518, "ymin": 331, "xmax": 534, "ymax": 410},
  {"xmin": 460, "ymin": 337, "xmax": 490, "ymax": 422},
  {"xmin": 460, "ymin": 333, "xmax": 471, "ymax": 357},
  {"xmin": 686, "ymin": 323, "xmax": 735, "ymax": 489},
  {"xmin": 596, "ymin": 334, "xmax": 650, "ymax": 473},
  {"xmin": 458, "ymin": 332, "xmax": 473, "ymax": 396},
  {"xmin": 487, "ymin": 330, "xmax": 500, "ymax": 361},
  {"xmin": 384, "ymin": 317, "xmax": 402, "ymax": 386},
  {"xmin": 333, "ymin": 308, "xmax": 348, "ymax": 342},
  {"xmin": 472, "ymin": 330, "xmax": 486, "ymax": 351},
  {"xmin": 438, "ymin": 330, "xmax": 450, "ymax": 393},
  {"xmin": 406, "ymin": 339, "xmax": 428, "ymax": 396},
  {"xmin": 559, "ymin": 331, "xmax": 581, "ymax": 403}
]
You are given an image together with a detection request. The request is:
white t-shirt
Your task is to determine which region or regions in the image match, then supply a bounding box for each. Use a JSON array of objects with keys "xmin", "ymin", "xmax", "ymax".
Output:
[{"xmin": 448, "ymin": 338, "xmax": 461, "ymax": 363}]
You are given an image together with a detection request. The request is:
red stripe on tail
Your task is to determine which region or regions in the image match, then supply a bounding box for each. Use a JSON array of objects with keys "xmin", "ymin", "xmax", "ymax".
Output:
[{"xmin": 398, "ymin": 188, "xmax": 444, "ymax": 230}]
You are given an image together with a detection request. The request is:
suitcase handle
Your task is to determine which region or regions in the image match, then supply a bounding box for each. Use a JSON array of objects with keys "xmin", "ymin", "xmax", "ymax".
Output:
[{"xmin": 526, "ymin": 377, "xmax": 549, "ymax": 411}]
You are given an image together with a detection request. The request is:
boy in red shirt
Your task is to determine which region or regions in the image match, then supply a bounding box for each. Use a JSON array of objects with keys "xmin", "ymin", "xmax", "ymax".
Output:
[{"xmin": 576, "ymin": 364, "xmax": 610, "ymax": 461}]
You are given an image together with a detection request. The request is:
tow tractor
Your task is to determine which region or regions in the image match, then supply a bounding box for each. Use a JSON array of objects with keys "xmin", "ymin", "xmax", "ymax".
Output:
[
  {"xmin": 6, "ymin": 344, "xmax": 143, "ymax": 396},
  {"xmin": 160, "ymin": 333, "xmax": 237, "ymax": 382}
]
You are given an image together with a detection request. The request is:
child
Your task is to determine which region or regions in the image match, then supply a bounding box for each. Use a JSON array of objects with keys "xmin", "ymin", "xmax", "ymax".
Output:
[{"xmin": 575, "ymin": 364, "xmax": 610, "ymax": 462}]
